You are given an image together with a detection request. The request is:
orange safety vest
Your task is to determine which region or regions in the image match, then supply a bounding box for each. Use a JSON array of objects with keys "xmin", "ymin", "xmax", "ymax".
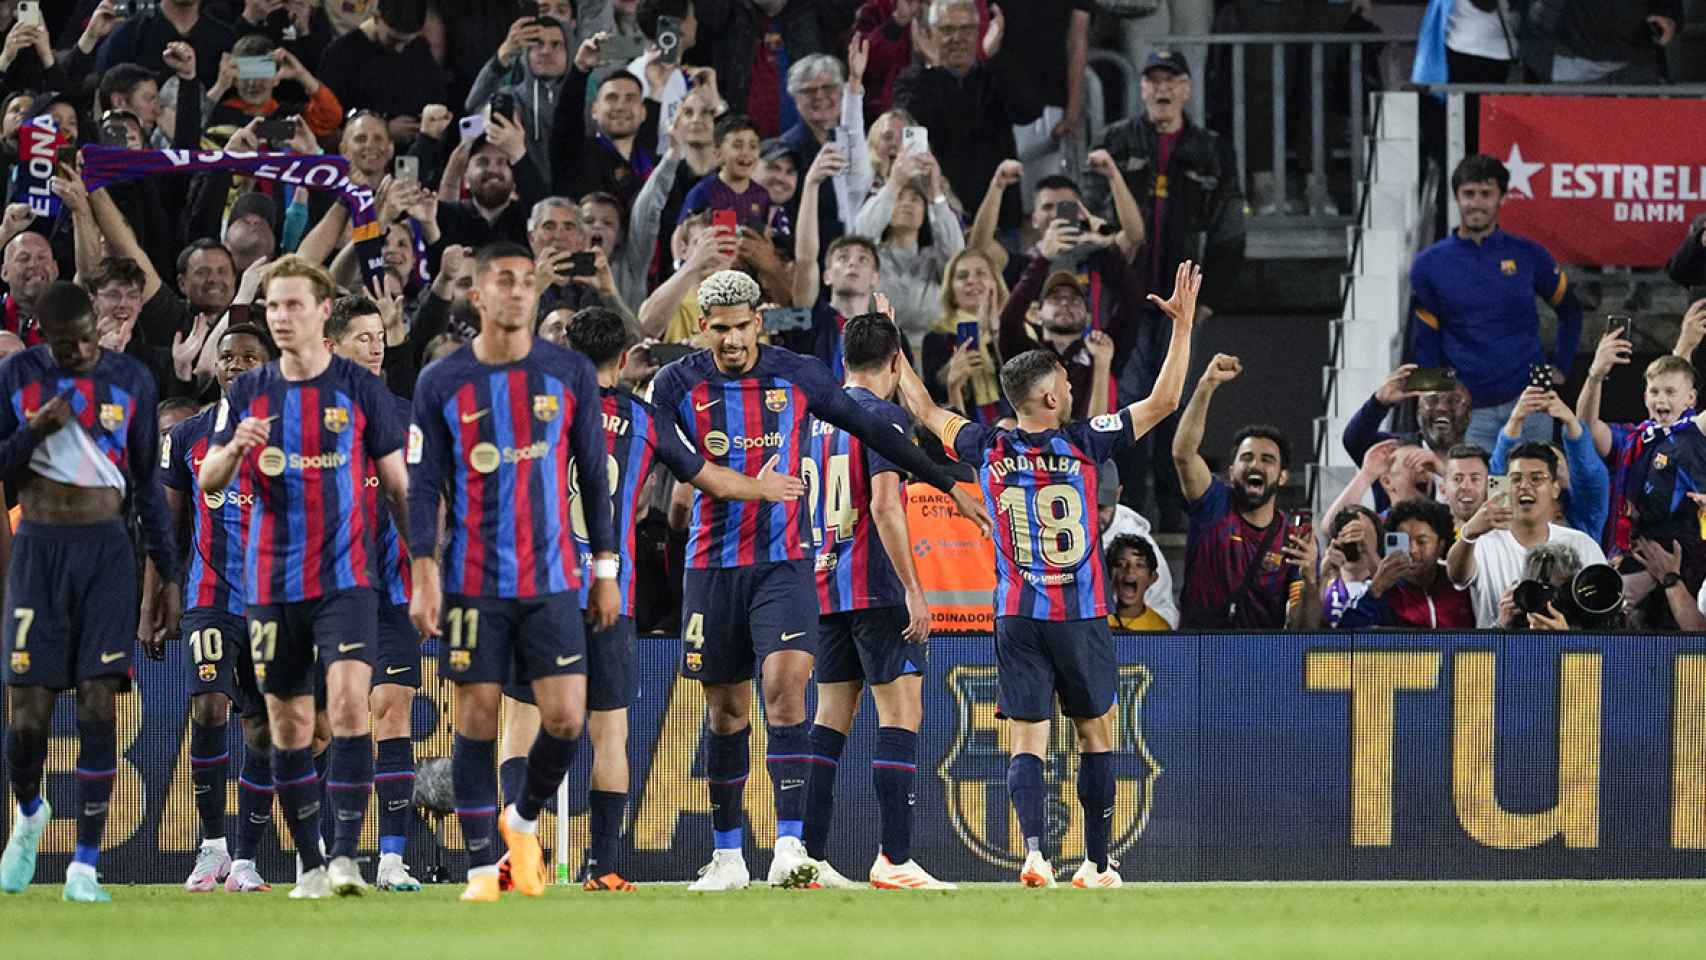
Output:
[{"xmin": 904, "ymin": 481, "xmax": 995, "ymax": 633}]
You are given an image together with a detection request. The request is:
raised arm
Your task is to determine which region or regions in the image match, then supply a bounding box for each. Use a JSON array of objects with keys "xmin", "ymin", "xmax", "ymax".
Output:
[
  {"xmin": 1122, "ymin": 261, "xmax": 1199, "ymax": 439},
  {"xmin": 1087, "ymin": 149, "xmax": 1144, "ymax": 263},
  {"xmin": 1172, "ymin": 353, "xmax": 1240, "ymax": 505},
  {"xmin": 968, "ymin": 160, "xmax": 1020, "ymax": 275},
  {"xmin": 791, "ymin": 145, "xmax": 847, "ymax": 307},
  {"xmin": 1577, "ymin": 324, "xmax": 1630, "ymax": 458},
  {"xmin": 87, "ymin": 183, "xmax": 162, "ymax": 300}
]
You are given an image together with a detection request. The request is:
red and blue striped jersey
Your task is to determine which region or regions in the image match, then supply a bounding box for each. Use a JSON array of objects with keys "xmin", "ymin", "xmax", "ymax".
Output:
[
  {"xmin": 211, "ymin": 356, "xmax": 403, "ymax": 605},
  {"xmin": 163, "ymin": 406, "xmax": 254, "ymax": 616},
  {"xmin": 368, "ymin": 392, "xmax": 413, "ymax": 608},
  {"xmin": 408, "ymin": 341, "xmax": 614, "ymax": 599},
  {"xmin": 946, "ymin": 409, "xmax": 1137, "ymax": 621},
  {"xmin": 571, "ymin": 388, "xmax": 706, "ymax": 615},
  {"xmin": 0, "ymin": 346, "xmax": 176, "ymax": 581},
  {"xmin": 809, "ymin": 386, "xmax": 909, "ymax": 611},
  {"xmin": 649, "ymin": 345, "xmax": 957, "ymax": 570}
]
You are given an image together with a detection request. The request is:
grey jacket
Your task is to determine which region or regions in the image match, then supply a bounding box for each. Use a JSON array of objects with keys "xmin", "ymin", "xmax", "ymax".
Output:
[{"xmin": 466, "ymin": 52, "xmax": 568, "ymax": 185}]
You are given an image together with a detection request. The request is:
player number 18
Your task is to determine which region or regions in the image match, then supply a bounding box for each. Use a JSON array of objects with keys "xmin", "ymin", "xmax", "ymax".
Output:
[
  {"xmin": 997, "ymin": 483, "xmax": 1086, "ymax": 568},
  {"xmin": 568, "ymin": 454, "xmax": 624, "ymax": 543}
]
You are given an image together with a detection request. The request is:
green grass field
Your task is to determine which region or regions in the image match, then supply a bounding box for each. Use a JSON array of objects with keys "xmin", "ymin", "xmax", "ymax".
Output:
[{"xmin": 6, "ymin": 880, "xmax": 1706, "ymax": 958}]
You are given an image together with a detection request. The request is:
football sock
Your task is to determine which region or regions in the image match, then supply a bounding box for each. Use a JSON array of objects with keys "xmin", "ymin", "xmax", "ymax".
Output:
[
  {"xmin": 801, "ymin": 724, "xmax": 846, "ymax": 860},
  {"xmin": 707, "ymin": 726, "xmax": 749, "ymax": 850},
  {"xmin": 189, "ymin": 720, "xmax": 230, "ymax": 842},
  {"xmin": 767, "ymin": 721, "xmax": 809, "ymax": 841},
  {"xmin": 586, "ymin": 789, "xmax": 626, "ymax": 876},
  {"xmin": 515, "ymin": 729, "xmax": 578, "ymax": 824},
  {"xmin": 1078, "ymin": 751, "xmax": 1115, "ymax": 871},
  {"xmin": 73, "ymin": 720, "xmax": 117, "ymax": 868},
  {"xmin": 453, "ymin": 735, "xmax": 500, "ymax": 870},
  {"xmin": 498, "ymin": 756, "xmax": 528, "ymax": 809},
  {"xmin": 6, "ymin": 727, "xmax": 47, "ymax": 815},
  {"xmin": 326, "ymin": 734, "xmax": 373, "ymax": 859},
  {"xmin": 873, "ymin": 727, "xmax": 918, "ymax": 865},
  {"xmin": 314, "ymin": 748, "xmax": 333, "ymax": 846},
  {"xmin": 274, "ymin": 747, "xmax": 325, "ymax": 871},
  {"xmin": 1007, "ymin": 753, "xmax": 1046, "ymax": 857},
  {"xmin": 375, "ymin": 737, "xmax": 415, "ymax": 857},
  {"xmin": 234, "ymin": 742, "xmax": 274, "ymax": 863}
]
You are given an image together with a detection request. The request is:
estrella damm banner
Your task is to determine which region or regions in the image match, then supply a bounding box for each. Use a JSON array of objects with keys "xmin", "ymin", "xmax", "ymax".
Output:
[{"xmin": 6, "ymin": 632, "xmax": 1706, "ymax": 882}]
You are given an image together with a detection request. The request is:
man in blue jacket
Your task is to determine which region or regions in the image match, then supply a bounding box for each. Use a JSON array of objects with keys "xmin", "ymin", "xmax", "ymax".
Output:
[{"xmin": 1410, "ymin": 154, "xmax": 1584, "ymax": 452}]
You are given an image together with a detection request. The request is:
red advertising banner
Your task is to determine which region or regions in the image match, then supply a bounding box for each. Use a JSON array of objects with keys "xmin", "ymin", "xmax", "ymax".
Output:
[{"xmin": 1478, "ymin": 95, "xmax": 1706, "ymax": 268}]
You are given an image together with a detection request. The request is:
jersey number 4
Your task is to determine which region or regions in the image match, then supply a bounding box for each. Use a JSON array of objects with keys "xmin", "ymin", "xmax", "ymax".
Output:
[
  {"xmin": 997, "ymin": 483, "xmax": 1087, "ymax": 567},
  {"xmin": 800, "ymin": 453, "xmax": 856, "ymax": 547}
]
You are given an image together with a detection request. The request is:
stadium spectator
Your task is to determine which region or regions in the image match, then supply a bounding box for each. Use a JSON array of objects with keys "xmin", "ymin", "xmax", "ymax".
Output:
[
  {"xmin": 84, "ymin": 255, "xmax": 180, "ymax": 398},
  {"xmin": 787, "ymin": 149, "xmax": 886, "ymax": 375},
  {"xmin": 649, "ymin": 0, "xmax": 838, "ymax": 130},
  {"xmin": 1492, "ymin": 385, "xmax": 1606, "ymax": 538},
  {"xmin": 677, "ymin": 114, "xmax": 774, "ymax": 234},
  {"xmin": 1173, "ymin": 354, "xmax": 1318, "ymax": 629},
  {"xmin": 1106, "ymin": 535, "xmax": 1169, "ymax": 632},
  {"xmin": 1446, "ymin": 441, "xmax": 1606, "ymax": 627},
  {"xmin": 1521, "ymin": 0, "xmax": 1680, "ymax": 83},
  {"xmin": 1409, "ymin": 154, "xmax": 1584, "ymax": 452},
  {"xmin": 851, "ymin": 0, "xmax": 921, "ymax": 122},
  {"xmin": 95, "ymin": 0, "xmax": 236, "ymax": 87},
  {"xmin": 852, "ymin": 147, "xmax": 962, "ymax": 353},
  {"xmin": 205, "ymin": 35, "xmax": 343, "ymax": 138},
  {"xmin": 549, "ymin": 37, "xmax": 655, "ymax": 211},
  {"xmin": 0, "ymin": 227, "xmax": 57, "ymax": 344},
  {"xmin": 775, "ymin": 49, "xmax": 872, "ymax": 258},
  {"xmin": 1001, "ymin": 0, "xmax": 1089, "ymax": 200},
  {"xmin": 637, "ymin": 211, "xmax": 736, "ymax": 341},
  {"xmin": 434, "ymin": 115, "xmax": 547, "ymax": 250},
  {"xmin": 0, "ymin": 8, "xmax": 64, "ymax": 95},
  {"xmin": 527, "ymin": 196, "xmax": 635, "ymax": 326},
  {"xmin": 213, "ymin": 0, "xmax": 335, "ymax": 101},
  {"xmin": 464, "ymin": 14, "xmax": 571, "ymax": 183},
  {"xmin": 1098, "ymin": 463, "xmax": 1178, "ymax": 629},
  {"xmin": 1442, "ymin": 443, "xmax": 1491, "ymax": 530},
  {"xmin": 317, "ymin": 0, "xmax": 445, "ymax": 144},
  {"xmin": 863, "ymin": 108, "xmax": 911, "ymax": 190},
  {"xmin": 1337, "ymin": 497, "xmax": 1475, "ymax": 629},
  {"xmin": 1435, "ymin": 0, "xmax": 1520, "ymax": 84},
  {"xmin": 894, "ymin": 0, "xmax": 1037, "ymax": 232},
  {"xmin": 1318, "ymin": 505, "xmax": 1381, "ymax": 628},
  {"xmin": 756, "ymin": 138, "xmax": 801, "ymax": 211},
  {"xmin": 921, "ymin": 246, "xmax": 1010, "ymax": 424},
  {"xmin": 1342, "ymin": 363, "xmax": 1474, "ymax": 474},
  {"xmin": 1667, "ymin": 216, "xmax": 1706, "ymax": 293}
]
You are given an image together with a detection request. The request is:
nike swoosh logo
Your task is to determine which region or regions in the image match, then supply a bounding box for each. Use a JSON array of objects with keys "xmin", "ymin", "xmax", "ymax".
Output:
[
  {"xmin": 556, "ymin": 654, "xmax": 583, "ymax": 666},
  {"xmin": 460, "ymin": 409, "xmax": 490, "ymax": 423},
  {"xmin": 100, "ymin": 651, "xmax": 126, "ymax": 663},
  {"xmin": 694, "ymin": 399, "xmax": 721, "ymax": 411},
  {"xmin": 386, "ymin": 666, "xmax": 410, "ymax": 676},
  {"xmin": 337, "ymin": 642, "xmax": 364, "ymax": 653},
  {"xmin": 780, "ymin": 631, "xmax": 805, "ymax": 643}
]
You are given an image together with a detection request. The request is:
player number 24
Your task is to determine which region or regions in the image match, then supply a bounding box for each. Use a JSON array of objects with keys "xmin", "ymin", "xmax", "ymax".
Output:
[
  {"xmin": 798, "ymin": 453, "xmax": 856, "ymax": 547},
  {"xmin": 997, "ymin": 483, "xmax": 1087, "ymax": 568}
]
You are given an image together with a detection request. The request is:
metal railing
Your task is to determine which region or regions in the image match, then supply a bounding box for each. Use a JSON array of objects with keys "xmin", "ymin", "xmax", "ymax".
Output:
[{"xmin": 1139, "ymin": 33, "xmax": 1417, "ymax": 216}]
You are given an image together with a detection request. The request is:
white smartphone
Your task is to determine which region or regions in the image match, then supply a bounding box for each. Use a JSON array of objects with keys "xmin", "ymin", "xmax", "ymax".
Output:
[
  {"xmin": 458, "ymin": 113, "xmax": 486, "ymax": 142},
  {"xmin": 1384, "ymin": 531, "xmax": 1410, "ymax": 556},
  {"xmin": 16, "ymin": 1, "xmax": 41, "ymax": 27},
  {"xmin": 901, "ymin": 125, "xmax": 928, "ymax": 156},
  {"xmin": 1487, "ymin": 474, "xmax": 1509, "ymax": 505}
]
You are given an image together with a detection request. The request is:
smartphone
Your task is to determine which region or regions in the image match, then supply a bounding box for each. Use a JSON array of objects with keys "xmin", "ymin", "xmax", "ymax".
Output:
[
  {"xmin": 458, "ymin": 113, "xmax": 486, "ymax": 142},
  {"xmin": 235, "ymin": 55, "xmax": 278, "ymax": 80},
  {"xmin": 956, "ymin": 319, "xmax": 979, "ymax": 347},
  {"xmin": 1404, "ymin": 367, "xmax": 1457, "ymax": 393},
  {"xmin": 901, "ymin": 125, "xmax": 928, "ymax": 156},
  {"xmin": 15, "ymin": 1, "xmax": 40, "ymax": 27},
  {"xmin": 1527, "ymin": 363, "xmax": 1554, "ymax": 391},
  {"xmin": 563, "ymin": 251, "xmax": 597, "ymax": 278},
  {"xmin": 649, "ymin": 342, "xmax": 695, "ymax": 366},
  {"xmin": 114, "ymin": 0, "xmax": 160, "ymax": 15},
  {"xmin": 1341, "ymin": 540, "xmax": 1361, "ymax": 563},
  {"xmin": 655, "ymin": 15, "xmax": 684, "ymax": 67},
  {"xmin": 1487, "ymin": 474, "xmax": 1509, "ymax": 505},
  {"xmin": 1384, "ymin": 531, "xmax": 1410, "ymax": 556},
  {"xmin": 393, "ymin": 156, "xmax": 419, "ymax": 183},
  {"xmin": 761, "ymin": 307, "xmax": 814, "ymax": 334},
  {"xmin": 1054, "ymin": 198, "xmax": 1088, "ymax": 232},
  {"xmin": 1289, "ymin": 509, "xmax": 1313, "ymax": 546},
  {"xmin": 55, "ymin": 144, "xmax": 77, "ymax": 175},
  {"xmin": 489, "ymin": 92, "xmax": 518, "ymax": 122},
  {"xmin": 1607, "ymin": 313, "xmax": 1633, "ymax": 338},
  {"xmin": 517, "ymin": 0, "xmax": 540, "ymax": 16},
  {"xmin": 711, "ymin": 208, "xmax": 738, "ymax": 234},
  {"xmin": 255, "ymin": 116, "xmax": 296, "ymax": 144},
  {"xmin": 599, "ymin": 31, "xmax": 647, "ymax": 65}
]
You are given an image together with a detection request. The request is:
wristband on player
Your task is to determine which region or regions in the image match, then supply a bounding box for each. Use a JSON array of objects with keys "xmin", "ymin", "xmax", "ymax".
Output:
[{"xmin": 594, "ymin": 557, "xmax": 619, "ymax": 580}]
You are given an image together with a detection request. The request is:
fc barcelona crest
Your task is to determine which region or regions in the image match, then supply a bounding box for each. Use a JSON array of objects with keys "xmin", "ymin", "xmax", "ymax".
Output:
[
  {"xmin": 533, "ymin": 394, "xmax": 560, "ymax": 422},
  {"xmin": 941, "ymin": 664, "xmax": 1159, "ymax": 870},
  {"xmin": 1500, "ymin": 259, "xmax": 1518, "ymax": 276},
  {"xmin": 765, "ymin": 389, "xmax": 789, "ymax": 413},
  {"xmin": 98, "ymin": 402, "xmax": 124, "ymax": 431},
  {"xmin": 1262, "ymin": 551, "xmax": 1283, "ymax": 572},
  {"xmin": 323, "ymin": 406, "xmax": 350, "ymax": 433},
  {"xmin": 199, "ymin": 663, "xmax": 218, "ymax": 682}
]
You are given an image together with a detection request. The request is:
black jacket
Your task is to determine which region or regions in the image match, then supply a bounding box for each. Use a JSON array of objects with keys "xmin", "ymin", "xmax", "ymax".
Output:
[
  {"xmin": 894, "ymin": 60, "xmax": 1041, "ymax": 232},
  {"xmin": 1667, "ymin": 213, "xmax": 1706, "ymax": 296},
  {"xmin": 1085, "ymin": 113, "xmax": 1246, "ymax": 312},
  {"xmin": 1521, "ymin": 0, "xmax": 1682, "ymax": 79}
]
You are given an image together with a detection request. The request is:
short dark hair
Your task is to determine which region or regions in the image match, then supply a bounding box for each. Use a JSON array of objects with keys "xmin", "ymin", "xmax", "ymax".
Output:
[
  {"xmin": 595, "ymin": 70, "xmax": 644, "ymax": 97},
  {"xmin": 1386, "ymin": 497, "xmax": 1455, "ymax": 547},
  {"xmin": 635, "ymin": 0, "xmax": 691, "ymax": 38},
  {"xmin": 1229, "ymin": 424, "xmax": 1291, "ymax": 470},
  {"xmin": 1328, "ymin": 504, "xmax": 1381, "ymax": 543},
  {"xmin": 474, "ymin": 241, "xmax": 534, "ymax": 276},
  {"xmin": 1035, "ymin": 175, "xmax": 1082, "ymax": 199},
  {"xmin": 1507, "ymin": 441, "xmax": 1558, "ymax": 477},
  {"xmin": 158, "ymin": 396, "xmax": 199, "ymax": 420},
  {"xmin": 1106, "ymin": 533, "xmax": 1157, "ymax": 573},
  {"xmin": 96, "ymin": 64, "xmax": 155, "ymax": 111},
  {"xmin": 579, "ymin": 190, "xmax": 625, "ymax": 235},
  {"xmin": 378, "ymin": 0, "xmax": 428, "ymax": 33},
  {"xmin": 231, "ymin": 34, "xmax": 275, "ymax": 58},
  {"xmin": 999, "ymin": 349, "xmax": 1063, "ymax": 408},
  {"xmin": 176, "ymin": 238, "xmax": 234, "ymax": 278},
  {"xmin": 826, "ymin": 234, "xmax": 880, "ymax": 269},
  {"xmin": 327, "ymin": 294, "xmax": 381, "ymax": 343},
  {"xmin": 86, "ymin": 256, "xmax": 146, "ymax": 296},
  {"xmin": 842, "ymin": 313, "xmax": 902, "ymax": 372},
  {"xmin": 36, "ymin": 281, "xmax": 95, "ymax": 334},
  {"xmin": 1451, "ymin": 153, "xmax": 1510, "ymax": 195},
  {"xmin": 222, "ymin": 321, "xmax": 278, "ymax": 359},
  {"xmin": 713, "ymin": 112, "xmax": 759, "ymax": 147},
  {"xmin": 1445, "ymin": 443, "xmax": 1491, "ymax": 470},
  {"xmin": 565, "ymin": 306, "xmax": 630, "ymax": 366}
]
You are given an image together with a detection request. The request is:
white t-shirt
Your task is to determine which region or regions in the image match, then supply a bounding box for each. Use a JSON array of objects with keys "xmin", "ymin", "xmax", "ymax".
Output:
[
  {"xmin": 1460, "ymin": 525, "xmax": 1607, "ymax": 628},
  {"xmin": 1446, "ymin": 0, "xmax": 1515, "ymax": 61}
]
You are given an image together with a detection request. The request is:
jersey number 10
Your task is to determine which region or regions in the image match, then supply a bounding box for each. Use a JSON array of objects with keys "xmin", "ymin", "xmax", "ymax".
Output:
[{"xmin": 997, "ymin": 482, "xmax": 1087, "ymax": 567}]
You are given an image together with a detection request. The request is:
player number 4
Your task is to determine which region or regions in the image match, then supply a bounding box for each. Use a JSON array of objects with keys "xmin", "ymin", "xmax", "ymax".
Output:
[
  {"xmin": 997, "ymin": 483, "xmax": 1087, "ymax": 568},
  {"xmin": 685, "ymin": 612, "xmax": 705, "ymax": 650}
]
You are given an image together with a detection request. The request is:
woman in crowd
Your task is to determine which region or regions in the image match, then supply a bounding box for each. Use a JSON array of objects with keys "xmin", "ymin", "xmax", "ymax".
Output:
[{"xmin": 920, "ymin": 246, "xmax": 1011, "ymax": 425}]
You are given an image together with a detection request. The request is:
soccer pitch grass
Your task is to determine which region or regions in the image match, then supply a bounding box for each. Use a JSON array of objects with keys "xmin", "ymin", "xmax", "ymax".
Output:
[{"xmin": 6, "ymin": 881, "xmax": 1706, "ymax": 958}]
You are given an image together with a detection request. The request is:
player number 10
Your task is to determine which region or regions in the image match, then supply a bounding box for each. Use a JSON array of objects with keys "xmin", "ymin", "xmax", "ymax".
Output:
[
  {"xmin": 189, "ymin": 628, "xmax": 224, "ymax": 664},
  {"xmin": 997, "ymin": 483, "xmax": 1086, "ymax": 567}
]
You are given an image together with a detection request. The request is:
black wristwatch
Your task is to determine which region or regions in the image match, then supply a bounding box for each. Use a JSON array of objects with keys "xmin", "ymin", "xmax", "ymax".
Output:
[{"xmin": 1661, "ymin": 572, "xmax": 1684, "ymax": 590}]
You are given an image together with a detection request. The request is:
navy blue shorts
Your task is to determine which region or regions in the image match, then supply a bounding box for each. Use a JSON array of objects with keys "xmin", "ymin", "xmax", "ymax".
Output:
[
  {"xmin": 247, "ymin": 588, "xmax": 378, "ymax": 699},
  {"xmin": 505, "ymin": 615, "xmax": 634, "ymax": 710},
  {"xmin": 183, "ymin": 607, "xmax": 261, "ymax": 715},
  {"xmin": 681, "ymin": 560, "xmax": 818, "ymax": 684},
  {"xmin": 4, "ymin": 520, "xmax": 137, "ymax": 692},
  {"xmin": 816, "ymin": 607, "xmax": 923, "ymax": 686},
  {"xmin": 374, "ymin": 595, "xmax": 421, "ymax": 689},
  {"xmin": 441, "ymin": 592, "xmax": 585, "ymax": 688},
  {"xmin": 994, "ymin": 616, "xmax": 1116, "ymax": 721}
]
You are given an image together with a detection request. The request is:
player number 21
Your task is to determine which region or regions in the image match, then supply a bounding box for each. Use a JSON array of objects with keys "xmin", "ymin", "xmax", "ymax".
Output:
[{"xmin": 997, "ymin": 483, "xmax": 1086, "ymax": 567}]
